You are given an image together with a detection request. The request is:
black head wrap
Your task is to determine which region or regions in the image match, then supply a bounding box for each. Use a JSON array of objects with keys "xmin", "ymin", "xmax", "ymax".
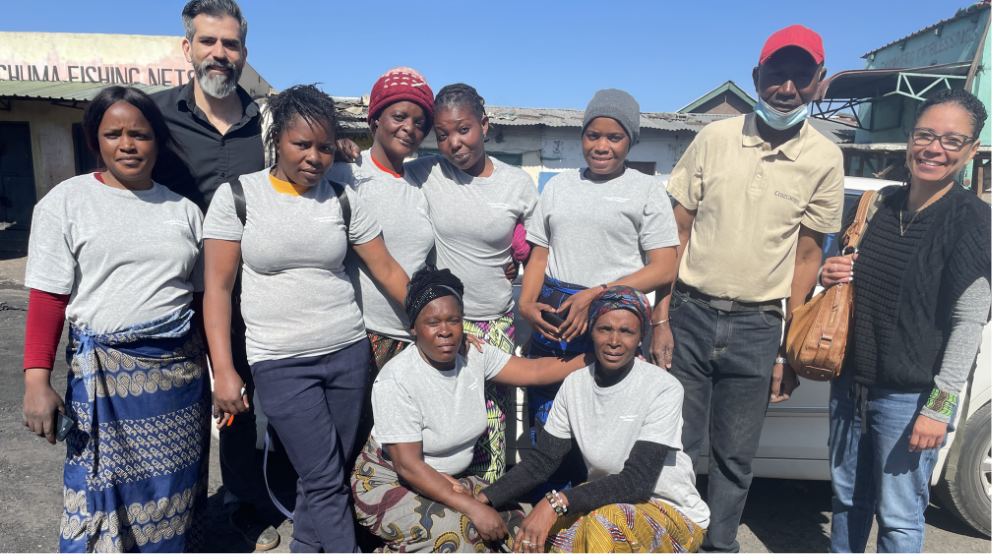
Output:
[{"xmin": 405, "ymin": 267, "xmax": 465, "ymax": 326}]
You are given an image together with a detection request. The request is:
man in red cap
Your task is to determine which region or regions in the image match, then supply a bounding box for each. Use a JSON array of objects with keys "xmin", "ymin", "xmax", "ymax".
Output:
[{"xmin": 650, "ymin": 24, "xmax": 844, "ymax": 552}]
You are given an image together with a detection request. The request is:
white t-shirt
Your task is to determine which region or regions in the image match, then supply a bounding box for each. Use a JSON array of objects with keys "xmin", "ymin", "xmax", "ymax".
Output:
[
  {"xmin": 202, "ymin": 169, "xmax": 382, "ymax": 364},
  {"xmin": 327, "ymin": 151, "xmax": 434, "ymax": 341},
  {"xmin": 25, "ymin": 174, "xmax": 204, "ymax": 333},
  {"xmin": 371, "ymin": 344, "xmax": 512, "ymax": 475},
  {"xmin": 405, "ymin": 155, "xmax": 538, "ymax": 321},
  {"xmin": 544, "ymin": 359, "xmax": 711, "ymax": 528},
  {"xmin": 527, "ymin": 168, "xmax": 679, "ymax": 287}
]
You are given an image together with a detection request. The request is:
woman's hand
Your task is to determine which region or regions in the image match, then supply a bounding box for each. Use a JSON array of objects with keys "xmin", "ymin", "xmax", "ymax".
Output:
[
  {"xmin": 505, "ymin": 261, "xmax": 520, "ymax": 282},
  {"xmin": 649, "ymin": 321, "xmax": 674, "ymax": 369},
  {"xmin": 23, "ymin": 368, "xmax": 66, "ymax": 445},
  {"xmin": 466, "ymin": 504, "xmax": 509, "ymax": 542},
  {"xmin": 515, "ymin": 498, "xmax": 558, "ymax": 553},
  {"xmin": 557, "ymin": 288, "xmax": 600, "ymax": 343},
  {"xmin": 821, "ymin": 254, "xmax": 857, "ymax": 287},
  {"xmin": 439, "ymin": 473, "xmax": 472, "ymax": 497},
  {"xmin": 212, "ymin": 367, "xmax": 248, "ymax": 427},
  {"xmin": 463, "ymin": 334, "xmax": 486, "ymax": 355},
  {"xmin": 909, "ymin": 413, "xmax": 948, "ymax": 452},
  {"xmin": 519, "ymin": 301, "xmax": 561, "ymax": 342},
  {"xmin": 334, "ymin": 138, "xmax": 361, "ymax": 163}
]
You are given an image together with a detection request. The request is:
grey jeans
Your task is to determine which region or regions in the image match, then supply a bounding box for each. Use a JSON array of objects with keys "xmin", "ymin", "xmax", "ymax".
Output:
[{"xmin": 667, "ymin": 287, "xmax": 783, "ymax": 553}]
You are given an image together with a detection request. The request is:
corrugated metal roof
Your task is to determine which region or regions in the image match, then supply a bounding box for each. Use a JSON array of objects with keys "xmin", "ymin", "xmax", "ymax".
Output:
[
  {"xmin": 863, "ymin": 1, "xmax": 990, "ymax": 57},
  {"xmin": 333, "ymin": 97, "xmax": 740, "ymax": 133},
  {"xmin": 0, "ymin": 81, "xmax": 174, "ymax": 102},
  {"xmin": 334, "ymin": 96, "xmax": 853, "ymax": 144}
]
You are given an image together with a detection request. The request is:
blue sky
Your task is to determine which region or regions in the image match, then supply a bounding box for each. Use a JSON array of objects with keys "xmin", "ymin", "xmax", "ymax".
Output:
[{"xmin": 3, "ymin": 0, "xmax": 968, "ymax": 111}]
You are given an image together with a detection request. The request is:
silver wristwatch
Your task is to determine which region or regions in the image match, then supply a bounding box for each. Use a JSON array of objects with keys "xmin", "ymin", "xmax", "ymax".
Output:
[{"xmin": 775, "ymin": 356, "xmax": 788, "ymax": 365}]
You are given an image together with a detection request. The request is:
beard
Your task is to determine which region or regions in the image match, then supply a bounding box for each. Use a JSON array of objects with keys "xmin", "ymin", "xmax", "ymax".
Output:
[{"xmin": 193, "ymin": 57, "xmax": 243, "ymax": 99}]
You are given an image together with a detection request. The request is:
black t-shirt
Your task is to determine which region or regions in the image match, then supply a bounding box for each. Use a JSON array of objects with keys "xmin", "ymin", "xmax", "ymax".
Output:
[{"xmin": 151, "ymin": 82, "xmax": 265, "ymax": 212}]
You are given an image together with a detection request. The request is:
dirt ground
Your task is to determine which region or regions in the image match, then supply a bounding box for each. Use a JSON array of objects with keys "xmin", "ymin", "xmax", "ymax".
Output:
[{"xmin": 0, "ymin": 256, "xmax": 989, "ymax": 553}]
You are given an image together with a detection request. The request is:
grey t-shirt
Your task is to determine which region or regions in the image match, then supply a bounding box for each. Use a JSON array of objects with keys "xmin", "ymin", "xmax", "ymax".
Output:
[
  {"xmin": 527, "ymin": 168, "xmax": 679, "ymax": 287},
  {"xmin": 25, "ymin": 174, "xmax": 204, "ymax": 334},
  {"xmin": 371, "ymin": 344, "xmax": 512, "ymax": 475},
  {"xmin": 203, "ymin": 169, "xmax": 382, "ymax": 364},
  {"xmin": 327, "ymin": 151, "xmax": 434, "ymax": 341},
  {"xmin": 405, "ymin": 155, "xmax": 538, "ymax": 321},
  {"xmin": 544, "ymin": 359, "xmax": 711, "ymax": 528}
]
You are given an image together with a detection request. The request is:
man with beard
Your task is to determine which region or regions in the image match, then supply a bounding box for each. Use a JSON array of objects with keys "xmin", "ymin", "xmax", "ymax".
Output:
[
  {"xmin": 650, "ymin": 25, "xmax": 844, "ymax": 552},
  {"xmin": 152, "ymin": 0, "xmax": 278, "ymax": 551}
]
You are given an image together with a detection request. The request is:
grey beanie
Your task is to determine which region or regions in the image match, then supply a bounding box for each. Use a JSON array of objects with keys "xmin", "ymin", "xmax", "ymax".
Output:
[{"xmin": 582, "ymin": 89, "xmax": 640, "ymax": 145}]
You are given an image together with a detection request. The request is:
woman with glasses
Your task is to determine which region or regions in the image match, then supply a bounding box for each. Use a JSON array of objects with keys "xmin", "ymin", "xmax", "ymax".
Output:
[{"xmin": 819, "ymin": 89, "xmax": 990, "ymax": 553}]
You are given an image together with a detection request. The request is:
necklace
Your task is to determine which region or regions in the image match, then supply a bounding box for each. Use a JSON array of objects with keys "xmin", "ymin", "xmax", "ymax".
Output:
[{"xmin": 899, "ymin": 199, "xmax": 921, "ymax": 236}]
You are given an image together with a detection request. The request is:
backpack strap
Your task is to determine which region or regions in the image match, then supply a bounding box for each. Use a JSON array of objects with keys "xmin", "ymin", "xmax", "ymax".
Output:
[
  {"xmin": 229, "ymin": 177, "xmax": 247, "ymax": 227},
  {"xmin": 328, "ymin": 179, "xmax": 352, "ymax": 239}
]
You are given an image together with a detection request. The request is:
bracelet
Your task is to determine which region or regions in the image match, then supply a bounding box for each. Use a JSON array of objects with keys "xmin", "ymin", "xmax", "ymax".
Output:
[
  {"xmin": 649, "ymin": 319, "xmax": 668, "ymax": 327},
  {"xmin": 552, "ymin": 490, "xmax": 568, "ymax": 515},
  {"xmin": 545, "ymin": 491, "xmax": 566, "ymax": 517},
  {"xmin": 923, "ymin": 388, "xmax": 958, "ymax": 420},
  {"xmin": 600, "ymin": 284, "xmax": 608, "ymax": 290}
]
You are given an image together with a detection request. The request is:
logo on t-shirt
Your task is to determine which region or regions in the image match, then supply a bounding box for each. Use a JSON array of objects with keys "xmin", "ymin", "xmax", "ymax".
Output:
[
  {"xmin": 774, "ymin": 191, "xmax": 799, "ymax": 205},
  {"xmin": 603, "ymin": 197, "xmax": 630, "ymax": 203},
  {"xmin": 618, "ymin": 414, "xmax": 638, "ymax": 423}
]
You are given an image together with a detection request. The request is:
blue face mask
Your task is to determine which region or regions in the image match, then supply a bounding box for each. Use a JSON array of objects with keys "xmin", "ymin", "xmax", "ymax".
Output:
[{"xmin": 753, "ymin": 97, "xmax": 809, "ymax": 130}]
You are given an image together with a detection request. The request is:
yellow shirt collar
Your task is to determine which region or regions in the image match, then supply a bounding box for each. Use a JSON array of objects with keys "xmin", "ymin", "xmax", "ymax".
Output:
[{"xmin": 269, "ymin": 174, "xmax": 312, "ymax": 196}]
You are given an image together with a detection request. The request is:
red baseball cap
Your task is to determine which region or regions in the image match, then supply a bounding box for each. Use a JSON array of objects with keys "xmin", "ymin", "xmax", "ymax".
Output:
[{"xmin": 759, "ymin": 25, "xmax": 824, "ymax": 65}]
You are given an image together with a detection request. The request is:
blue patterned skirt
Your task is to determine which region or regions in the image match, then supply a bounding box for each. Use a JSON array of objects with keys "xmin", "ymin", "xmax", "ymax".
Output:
[{"xmin": 60, "ymin": 310, "xmax": 210, "ymax": 553}]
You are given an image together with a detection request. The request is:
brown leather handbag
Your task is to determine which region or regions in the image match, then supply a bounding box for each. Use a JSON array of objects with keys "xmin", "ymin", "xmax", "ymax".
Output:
[{"xmin": 786, "ymin": 190, "xmax": 881, "ymax": 381}]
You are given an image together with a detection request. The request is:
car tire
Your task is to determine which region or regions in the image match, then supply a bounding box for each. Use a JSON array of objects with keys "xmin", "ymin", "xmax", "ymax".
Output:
[{"xmin": 940, "ymin": 402, "xmax": 991, "ymax": 538}]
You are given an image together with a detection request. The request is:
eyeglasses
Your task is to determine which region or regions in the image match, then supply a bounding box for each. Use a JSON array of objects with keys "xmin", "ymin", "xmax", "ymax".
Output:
[{"xmin": 910, "ymin": 128, "xmax": 975, "ymax": 152}]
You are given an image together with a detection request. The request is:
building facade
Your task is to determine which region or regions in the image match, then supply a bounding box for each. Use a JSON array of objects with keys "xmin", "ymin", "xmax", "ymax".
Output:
[
  {"xmin": 0, "ymin": 31, "xmax": 273, "ymax": 245},
  {"xmin": 815, "ymin": 1, "xmax": 990, "ymax": 192}
]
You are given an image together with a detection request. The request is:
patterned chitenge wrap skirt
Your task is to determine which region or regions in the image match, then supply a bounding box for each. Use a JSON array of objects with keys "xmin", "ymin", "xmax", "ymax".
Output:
[
  {"xmin": 463, "ymin": 312, "xmax": 515, "ymax": 484},
  {"xmin": 60, "ymin": 309, "xmax": 210, "ymax": 553},
  {"xmin": 352, "ymin": 439, "xmax": 525, "ymax": 553},
  {"xmin": 547, "ymin": 499, "xmax": 706, "ymax": 553}
]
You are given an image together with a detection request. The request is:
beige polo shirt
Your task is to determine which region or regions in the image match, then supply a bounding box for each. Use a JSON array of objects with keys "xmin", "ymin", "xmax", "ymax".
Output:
[{"xmin": 667, "ymin": 113, "xmax": 844, "ymax": 303}]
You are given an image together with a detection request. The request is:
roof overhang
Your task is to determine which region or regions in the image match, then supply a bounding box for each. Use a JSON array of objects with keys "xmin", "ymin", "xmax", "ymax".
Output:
[
  {"xmin": 812, "ymin": 61, "xmax": 972, "ymax": 130},
  {"xmin": 0, "ymin": 81, "xmax": 173, "ymax": 110},
  {"xmin": 815, "ymin": 61, "xmax": 971, "ymax": 102}
]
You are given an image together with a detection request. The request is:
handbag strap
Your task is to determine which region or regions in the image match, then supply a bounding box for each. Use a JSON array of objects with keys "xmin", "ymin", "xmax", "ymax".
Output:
[{"xmin": 841, "ymin": 190, "xmax": 878, "ymax": 254}]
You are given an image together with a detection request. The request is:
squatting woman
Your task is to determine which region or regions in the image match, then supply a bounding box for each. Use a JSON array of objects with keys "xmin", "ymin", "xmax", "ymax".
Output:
[
  {"xmin": 482, "ymin": 287, "xmax": 710, "ymax": 553},
  {"xmin": 352, "ymin": 268, "xmax": 592, "ymax": 552}
]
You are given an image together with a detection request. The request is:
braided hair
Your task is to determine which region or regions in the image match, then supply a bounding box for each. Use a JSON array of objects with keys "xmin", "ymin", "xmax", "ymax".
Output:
[
  {"xmin": 265, "ymin": 84, "xmax": 338, "ymax": 154},
  {"xmin": 914, "ymin": 89, "xmax": 988, "ymax": 140},
  {"xmin": 434, "ymin": 83, "xmax": 486, "ymax": 122}
]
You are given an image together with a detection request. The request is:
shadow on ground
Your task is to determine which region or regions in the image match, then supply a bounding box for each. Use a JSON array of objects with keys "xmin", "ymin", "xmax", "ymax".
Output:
[
  {"xmin": 202, "ymin": 438, "xmax": 298, "ymax": 553},
  {"xmin": 704, "ymin": 476, "xmax": 833, "ymax": 552}
]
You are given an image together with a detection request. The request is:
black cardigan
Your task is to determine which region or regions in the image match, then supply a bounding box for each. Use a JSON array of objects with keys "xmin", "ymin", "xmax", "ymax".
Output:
[{"xmin": 843, "ymin": 184, "xmax": 991, "ymax": 392}]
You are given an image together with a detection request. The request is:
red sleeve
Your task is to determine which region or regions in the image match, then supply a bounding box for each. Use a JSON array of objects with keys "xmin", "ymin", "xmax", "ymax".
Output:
[
  {"xmin": 24, "ymin": 289, "xmax": 70, "ymax": 371},
  {"xmin": 511, "ymin": 222, "xmax": 531, "ymax": 262}
]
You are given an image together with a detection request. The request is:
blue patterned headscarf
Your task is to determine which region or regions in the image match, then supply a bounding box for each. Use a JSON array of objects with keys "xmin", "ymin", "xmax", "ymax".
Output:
[{"xmin": 588, "ymin": 286, "xmax": 653, "ymax": 337}]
